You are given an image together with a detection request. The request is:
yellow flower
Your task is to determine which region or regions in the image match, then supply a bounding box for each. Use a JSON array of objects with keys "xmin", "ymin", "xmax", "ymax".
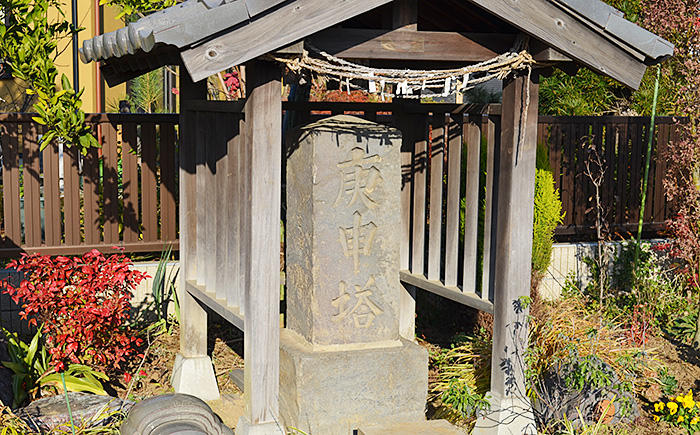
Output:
[
  {"xmin": 655, "ymin": 402, "xmax": 665, "ymax": 412},
  {"xmin": 668, "ymin": 402, "xmax": 679, "ymax": 415},
  {"xmin": 686, "ymin": 399, "xmax": 696, "ymax": 409},
  {"xmin": 654, "ymin": 415, "xmax": 660, "ymax": 422},
  {"xmin": 691, "ymin": 417, "xmax": 699, "ymax": 425},
  {"xmin": 678, "ymin": 415, "xmax": 685, "ymax": 423}
]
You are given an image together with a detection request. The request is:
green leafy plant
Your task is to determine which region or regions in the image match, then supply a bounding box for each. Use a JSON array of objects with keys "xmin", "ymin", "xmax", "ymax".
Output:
[
  {"xmin": 149, "ymin": 244, "xmax": 180, "ymax": 331},
  {"xmin": 670, "ymin": 312, "xmax": 697, "ymax": 343},
  {"xmin": 0, "ymin": 0, "xmax": 98, "ymax": 153},
  {"xmin": 1, "ymin": 328, "xmax": 108, "ymax": 409},
  {"xmin": 532, "ymin": 142, "xmax": 564, "ymax": 285},
  {"xmin": 658, "ymin": 367, "xmax": 679, "ymax": 396}
]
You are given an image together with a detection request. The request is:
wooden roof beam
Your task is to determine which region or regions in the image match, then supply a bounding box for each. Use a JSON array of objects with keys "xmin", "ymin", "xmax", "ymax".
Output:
[
  {"xmin": 307, "ymin": 28, "xmax": 570, "ymax": 63},
  {"xmin": 179, "ymin": 0, "xmax": 392, "ymax": 82},
  {"xmin": 466, "ymin": 0, "xmax": 648, "ymax": 88}
]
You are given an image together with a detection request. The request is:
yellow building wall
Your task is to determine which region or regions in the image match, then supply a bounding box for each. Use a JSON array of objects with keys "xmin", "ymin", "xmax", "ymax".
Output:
[{"xmin": 49, "ymin": 0, "xmax": 125, "ymax": 113}]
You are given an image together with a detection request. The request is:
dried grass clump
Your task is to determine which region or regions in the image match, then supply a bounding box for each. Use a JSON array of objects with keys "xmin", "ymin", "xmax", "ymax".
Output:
[
  {"xmin": 528, "ymin": 296, "xmax": 659, "ymax": 393},
  {"xmin": 427, "ymin": 335, "xmax": 492, "ymax": 426}
]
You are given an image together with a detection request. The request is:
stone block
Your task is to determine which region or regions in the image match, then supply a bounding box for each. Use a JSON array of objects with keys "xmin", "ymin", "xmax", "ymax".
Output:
[
  {"xmin": 286, "ymin": 115, "xmax": 403, "ymax": 346},
  {"xmin": 279, "ymin": 329, "xmax": 428, "ymax": 435},
  {"xmin": 358, "ymin": 419, "xmax": 465, "ymax": 435}
]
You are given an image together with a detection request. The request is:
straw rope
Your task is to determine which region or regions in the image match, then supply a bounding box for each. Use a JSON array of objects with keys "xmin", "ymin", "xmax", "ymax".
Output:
[{"xmin": 267, "ymin": 34, "xmax": 535, "ymax": 99}]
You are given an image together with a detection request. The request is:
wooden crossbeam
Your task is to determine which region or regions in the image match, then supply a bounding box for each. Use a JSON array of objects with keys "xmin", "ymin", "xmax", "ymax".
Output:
[{"xmin": 308, "ymin": 28, "xmax": 570, "ymax": 63}]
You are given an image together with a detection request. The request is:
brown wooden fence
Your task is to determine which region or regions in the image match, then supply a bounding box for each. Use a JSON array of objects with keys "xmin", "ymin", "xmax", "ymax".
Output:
[
  {"xmin": 0, "ymin": 113, "xmax": 179, "ymax": 258},
  {"xmin": 538, "ymin": 115, "xmax": 685, "ymax": 239},
  {"xmin": 0, "ymin": 109, "xmax": 684, "ymax": 258}
]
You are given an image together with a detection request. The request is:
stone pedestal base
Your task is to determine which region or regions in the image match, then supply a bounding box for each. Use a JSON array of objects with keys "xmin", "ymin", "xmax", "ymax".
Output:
[
  {"xmin": 279, "ymin": 329, "xmax": 428, "ymax": 435},
  {"xmin": 171, "ymin": 354, "xmax": 220, "ymax": 402},
  {"xmin": 472, "ymin": 392, "xmax": 536, "ymax": 435},
  {"xmin": 235, "ymin": 416, "xmax": 286, "ymax": 435}
]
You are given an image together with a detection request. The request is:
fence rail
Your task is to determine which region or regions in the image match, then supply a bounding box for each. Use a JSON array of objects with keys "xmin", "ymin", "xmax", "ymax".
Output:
[
  {"xmin": 0, "ymin": 113, "xmax": 179, "ymax": 258},
  {"xmin": 0, "ymin": 110, "xmax": 684, "ymax": 258}
]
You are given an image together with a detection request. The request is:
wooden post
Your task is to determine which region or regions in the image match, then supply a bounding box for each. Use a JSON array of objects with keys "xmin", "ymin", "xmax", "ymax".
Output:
[
  {"xmin": 171, "ymin": 71, "xmax": 220, "ymax": 402},
  {"xmin": 473, "ymin": 71, "xmax": 539, "ymax": 435},
  {"xmin": 237, "ymin": 59, "xmax": 285, "ymax": 435}
]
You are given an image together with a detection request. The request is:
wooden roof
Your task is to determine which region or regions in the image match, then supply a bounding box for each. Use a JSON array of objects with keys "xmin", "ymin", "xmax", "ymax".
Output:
[{"xmin": 81, "ymin": 0, "xmax": 673, "ymax": 89}]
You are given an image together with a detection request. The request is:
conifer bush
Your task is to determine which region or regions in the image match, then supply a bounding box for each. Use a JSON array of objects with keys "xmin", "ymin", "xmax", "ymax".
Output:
[{"xmin": 531, "ymin": 142, "xmax": 563, "ymax": 283}]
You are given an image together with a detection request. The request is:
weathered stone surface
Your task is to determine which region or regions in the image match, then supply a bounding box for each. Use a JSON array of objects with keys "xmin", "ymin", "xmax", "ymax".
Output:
[
  {"xmin": 17, "ymin": 392, "xmax": 133, "ymax": 432},
  {"xmin": 358, "ymin": 419, "xmax": 466, "ymax": 435},
  {"xmin": 286, "ymin": 115, "xmax": 402, "ymax": 346},
  {"xmin": 120, "ymin": 393, "xmax": 233, "ymax": 435},
  {"xmin": 279, "ymin": 329, "xmax": 428, "ymax": 435}
]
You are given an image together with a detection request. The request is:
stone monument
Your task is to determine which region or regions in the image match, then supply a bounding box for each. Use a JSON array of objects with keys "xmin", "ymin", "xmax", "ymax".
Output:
[{"xmin": 281, "ymin": 115, "xmax": 428, "ymax": 435}]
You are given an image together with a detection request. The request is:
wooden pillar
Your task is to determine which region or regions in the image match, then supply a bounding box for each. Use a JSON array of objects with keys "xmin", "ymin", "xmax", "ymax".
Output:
[
  {"xmin": 237, "ymin": 59, "xmax": 285, "ymax": 435},
  {"xmin": 171, "ymin": 70, "xmax": 220, "ymax": 402},
  {"xmin": 473, "ymin": 71, "xmax": 538, "ymax": 435}
]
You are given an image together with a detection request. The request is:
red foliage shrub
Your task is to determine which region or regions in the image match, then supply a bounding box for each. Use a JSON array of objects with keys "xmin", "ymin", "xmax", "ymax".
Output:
[{"xmin": 2, "ymin": 250, "xmax": 147, "ymax": 372}]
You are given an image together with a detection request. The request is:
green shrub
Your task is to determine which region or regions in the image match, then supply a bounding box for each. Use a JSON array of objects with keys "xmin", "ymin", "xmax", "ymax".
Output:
[{"xmin": 532, "ymin": 143, "xmax": 563, "ymax": 282}]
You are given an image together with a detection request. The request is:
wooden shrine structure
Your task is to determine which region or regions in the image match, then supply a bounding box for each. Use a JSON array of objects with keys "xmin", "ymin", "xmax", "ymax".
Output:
[{"xmin": 80, "ymin": 0, "xmax": 672, "ymax": 433}]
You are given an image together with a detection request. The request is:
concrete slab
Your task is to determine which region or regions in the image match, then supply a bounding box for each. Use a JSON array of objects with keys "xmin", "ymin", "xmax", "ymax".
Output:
[{"xmin": 358, "ymin": 419, "xmax": 466, "ymax": 435}]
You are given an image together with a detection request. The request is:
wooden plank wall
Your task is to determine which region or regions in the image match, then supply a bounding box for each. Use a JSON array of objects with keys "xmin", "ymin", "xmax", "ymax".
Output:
[
  {"xmin": 0, "ymin": 109, "xmax": 684, "ymax": 261},
  {"xmin": 0, "ymin": 113, "xmax": 179, "ymax": 257},
  {"xmin": 538, "ymin": 115, "xmax": 683, "ymax": 239}
]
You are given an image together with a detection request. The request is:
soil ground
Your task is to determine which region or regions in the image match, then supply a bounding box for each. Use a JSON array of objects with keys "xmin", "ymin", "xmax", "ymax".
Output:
[
  {"xmin": 414, "ymin": 289, "xmax": 700, "ymax": 435},
  {"xmin": 107, "ymin": 316, "xmax": 246, "ymax": 430}
]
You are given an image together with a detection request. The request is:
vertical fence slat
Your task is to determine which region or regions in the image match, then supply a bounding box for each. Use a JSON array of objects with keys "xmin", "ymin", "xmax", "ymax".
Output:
[
  {"xmin": 411, "ymin": 114, "xmax": 428, "ymax": 275},
  {"xmin": 629, "ymin": 120, "xmax": 642, "ymax": 224},
  {"xmin": 121, "ymin": 123, "xmax": 139, "ymax": 243},
  {"xmin": 161, "ymin": 123, "xmax": 177, "ymax": 242},
  {"xmin": 604, "ymin": 122, "xmax": 617, "ymax": 224},
  {"xmin": 462, "ymin": 114, "xmax": 481, "ymax": 293},
  {"xmin": 43, "ymin": 134, "xmax": 61, "ymax": 246},
  {"xmin": 616, "ymin": 121, "xmax": 631, "ymax": 226},
  {"xmin": 1, "ymin": 123, "xmax": 21, "ymax": 247},
  {"xmin": 141, "ymin": 123, "xmax": 158, "ymax": 242},
  {"xmin": 203, "ymin": 115, "xmax": 217, "ymax": 294},
  {"xmin": 227, "ymin": 113, "xmax": 242, "ymax": 309},
  {"xmin": 560, "ymin": 122, "xmax": 574, "ymax": 228},
  {"xmin": 550, "ymin": 122, "xmax": 563, "ymax": 215},
  {"xmin": 444, "ymin": 113, "xmax": 462, "ymax": 287},
  {"xmin": 22, "ymin": 123, "xmax": 41, "ymax": 247},
  {"xmin": 481, "ymin": 116, "xmax": 498, "ymax": 301},
  {"xmin": 399, "ymin": 112, "xmax": 413, "ymax": 271},
  {"xmin": 64, "ymin": 144, "xmax": 82, "ymax": 245},
  {"xmin": 427, "ymin": 114, "xmax": 445, "ymax": 281},
  {"xmin": 237, "ymin": 113, "xmax": 248, "ymax": 316},
  {"xmin": 214, "ymin": 112, "xmax": 228, "ymax": 300},
  {"xmin": 574, "ymin": 123, "xmax": 587, "ymax": 229},
  {"xmin": 102, "ymin": 123, "xmax": 120, "ymax": 244},
  {"xmin": 195, "ymin": 111, "xmax": 208, "ymax": 286},
  {"xmin": 653, "ymin": 122, "xmax": 669, "ymax": 221},
  {"xmin": 82, "ymin": 125, "xmax": 101, "ymax": 245},
  {"xmin": 642, "ymin": 121, "xmax": 655, "ymax": 223}
]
